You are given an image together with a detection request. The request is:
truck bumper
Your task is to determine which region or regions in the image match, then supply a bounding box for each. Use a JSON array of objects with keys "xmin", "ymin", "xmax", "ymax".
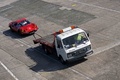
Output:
[{"xmin": 67, "ymin": 50, "xmax": 93, "ymax": 62}]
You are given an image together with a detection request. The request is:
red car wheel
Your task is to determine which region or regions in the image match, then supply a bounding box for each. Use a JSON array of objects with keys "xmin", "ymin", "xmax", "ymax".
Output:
[
  {"xmin": 9, "ymin": 26, "xmax": 14, "ymax": 32},
  {"xmin": 18, "ymin": 30, "xmax": 22, "ymax": 35}
]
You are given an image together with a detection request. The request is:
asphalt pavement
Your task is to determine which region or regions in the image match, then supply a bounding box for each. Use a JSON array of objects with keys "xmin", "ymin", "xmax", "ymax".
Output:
[{"xmin": 0, "ymin": 0, "xmax": 120, "ymax": 80}]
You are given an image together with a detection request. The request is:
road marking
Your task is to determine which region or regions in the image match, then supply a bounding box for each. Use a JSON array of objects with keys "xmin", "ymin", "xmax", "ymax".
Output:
[
  {"xmin": 72, "ymin": 4, "xmax": 77, "ymax": 7},
  {"xmin": 89, "ymin": 40, "xmax": 120, "ymax": 57},
  {"xmin": 69, "ymin": 0, "xmax": 120, "ymax": 13},
  {"xmin": 0, "ymin": 61, "xmax": 19, "ymax": 80},
  {"xmin": 69, "ymin": 68, "xmax": 92, "ymax": 80},
  {"xmin": 15, "ymin": 39, "xmax": 32, "ymax": 48},
  {"xmin": 59, "ymin": 6, "xmax": 71, "ymax": 10},
  {"xmin": 0, "ymin": 6, "xmax": 13, "ymax": 13}
]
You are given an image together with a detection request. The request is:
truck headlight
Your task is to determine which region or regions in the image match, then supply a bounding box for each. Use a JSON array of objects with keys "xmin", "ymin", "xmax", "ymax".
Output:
[
  {"xmin": 87, "ymin": 45, "xmax": 91, "ymax": 51},
  {"xmin": 67, "ymin": 53, "xmax": 73, "ymax": 58}
]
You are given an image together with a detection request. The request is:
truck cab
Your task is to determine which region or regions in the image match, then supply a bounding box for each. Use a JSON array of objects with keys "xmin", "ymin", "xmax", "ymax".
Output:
[{"xmin": 54, "ymin": 26, "xmax": 93, "ymax": 63}]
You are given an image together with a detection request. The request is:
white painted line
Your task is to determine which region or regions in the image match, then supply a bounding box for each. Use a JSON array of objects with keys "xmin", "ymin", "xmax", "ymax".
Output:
[
  {"xmin": 0, "ymin": 6, "xmax": 14, "ymax": 13},
  {"xmin": 69, "ymin": 0, "xmax": 120, "ymax": 13},
  {"xmin": 89, "ymin": 40, "xmax": 120, "ymax": 57},
  {"xmin": 69, "ymin": 68, "xmax": 92, "ymax": 80},
  {"xmin": 59, "ymin": 6, "xmax": 71, "ymax": 10},
  {"xmin": 0, "ymin": 61, "xmax": 19, "ymax": 80},
  {"xmin": 15, "ymin": 39, "xmax": 32, "ymax": 48}
]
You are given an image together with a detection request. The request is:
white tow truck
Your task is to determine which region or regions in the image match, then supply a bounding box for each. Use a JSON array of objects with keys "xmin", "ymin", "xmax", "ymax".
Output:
[{"xmin": 33, "ymin": 26, "xmax": 93, "ymax": 64}]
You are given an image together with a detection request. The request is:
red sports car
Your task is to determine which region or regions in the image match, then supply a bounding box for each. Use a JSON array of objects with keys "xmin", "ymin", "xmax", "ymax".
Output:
[{"xmin": 9, "ymin": 18, "xmax": 38, "ymax": 35}]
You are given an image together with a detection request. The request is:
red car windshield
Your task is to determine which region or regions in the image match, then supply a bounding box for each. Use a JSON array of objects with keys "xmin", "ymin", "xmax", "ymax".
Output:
[{"xmin": 19, "ymin": 20, "xmax": 30, "ymax": 26}]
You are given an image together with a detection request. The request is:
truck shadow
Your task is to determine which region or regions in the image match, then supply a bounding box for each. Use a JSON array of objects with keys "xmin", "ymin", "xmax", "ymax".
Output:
[
  {"xmin": 3, "ymin": 29, "xmax": 31, "ymax": 39},
  {"xmin": 25, "ymin": 46, "xmax": 87, "ymax": 72}
]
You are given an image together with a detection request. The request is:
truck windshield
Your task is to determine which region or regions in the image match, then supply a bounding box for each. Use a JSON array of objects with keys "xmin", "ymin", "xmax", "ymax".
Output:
[{"xmin": 63, "ymin": 32, "xmax": 88, "ymax": 49}]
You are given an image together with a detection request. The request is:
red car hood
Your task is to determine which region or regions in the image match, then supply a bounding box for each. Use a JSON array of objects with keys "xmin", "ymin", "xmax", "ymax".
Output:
[{"xmin": 21, "ymin": 23, "xmax": 38, "ymax": 30}]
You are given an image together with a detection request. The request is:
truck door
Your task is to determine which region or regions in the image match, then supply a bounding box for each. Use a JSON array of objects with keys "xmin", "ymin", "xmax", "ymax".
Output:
[{"xmin": 55, "ymin": 37, "xmax": 66, "ymax": 61}]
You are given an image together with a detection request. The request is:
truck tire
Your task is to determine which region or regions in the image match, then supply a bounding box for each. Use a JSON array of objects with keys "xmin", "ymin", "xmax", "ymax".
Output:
[
  {"xmin": 59, "ymin": 56, "xmax": 66, "ymax": 64},
  {"xmin": 42, "ymin": 45, "xmax": 50, "ymax": 55}
]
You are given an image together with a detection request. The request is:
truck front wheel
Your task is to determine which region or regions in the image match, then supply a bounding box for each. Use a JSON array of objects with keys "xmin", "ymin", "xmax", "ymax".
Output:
[{"xmin": 59, "ymin": 56, "xmax": 66, "ymax": 64}]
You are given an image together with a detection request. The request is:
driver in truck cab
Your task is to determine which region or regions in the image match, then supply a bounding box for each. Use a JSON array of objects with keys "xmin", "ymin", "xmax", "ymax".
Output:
[{"xmin": 75, "ymin": 33, "xmax": 84, "ymax": 44}]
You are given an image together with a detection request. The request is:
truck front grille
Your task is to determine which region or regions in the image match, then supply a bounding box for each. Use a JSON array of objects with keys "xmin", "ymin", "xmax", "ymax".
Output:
[{"xmin": 67, "ymin": 45, "xmax": 91, "ymax": 58}]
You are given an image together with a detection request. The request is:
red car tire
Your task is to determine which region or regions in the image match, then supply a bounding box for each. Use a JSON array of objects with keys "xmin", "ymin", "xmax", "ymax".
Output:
[
  {"xmin": 18, "ymin": 29, "xmax": 22, "ymax": 35},
  {"xmin": 9, "ymin": 26, "xmax": 14, "ymax": 32}
]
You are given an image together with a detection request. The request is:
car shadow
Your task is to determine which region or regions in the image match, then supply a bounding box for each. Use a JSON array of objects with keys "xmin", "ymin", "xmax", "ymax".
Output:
[
  {"xmin": 3, "ymin": 29, "xmax": 32, "ymax": 39},
  {"xmin": 25, "ymin": 45, "xmax": 87, "ymax": 72}
]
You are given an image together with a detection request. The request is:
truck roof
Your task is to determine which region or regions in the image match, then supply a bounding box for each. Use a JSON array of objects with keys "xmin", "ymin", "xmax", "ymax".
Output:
[{"xmin": 57, "ymin": 28, "xmax": 84, "ymax": 39}]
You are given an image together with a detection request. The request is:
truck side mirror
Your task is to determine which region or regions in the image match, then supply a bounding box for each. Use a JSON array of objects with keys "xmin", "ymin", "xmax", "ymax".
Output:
[
  {"xmin": 84, "ymin": 30, "xmax": 89, "ymax": 37},
  {"xmin": 87, "ymin": 32, "xmax": 89, "ymax": 37}
]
